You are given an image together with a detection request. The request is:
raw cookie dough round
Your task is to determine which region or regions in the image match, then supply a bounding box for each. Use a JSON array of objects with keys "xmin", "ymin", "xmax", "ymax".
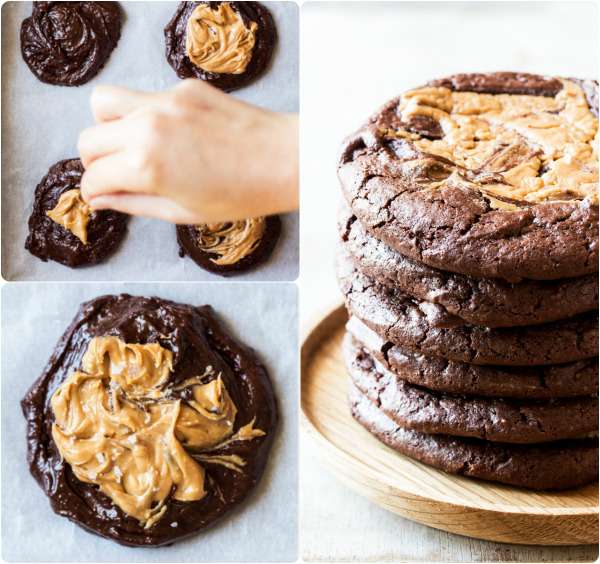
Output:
[
  {"xmin": 164, "ymin": 1, "xmax": 276, "ymax": 91},
  {"xmin": 338, "ymin": 255, "xmax": 599, "ymax": 366},
  {"xmin": 338, "ymin": 206, "xmax": 599, "ymax": 328},
  {"xmin": 25, "ymin": 158, "xmax": 129, "ymax": 268},
  {"xmin": 176, "ymin": 215, "xmax": 281, "ymax": 276},
  {"xmin": 345, "ymin": 336, "xmax": 598, "ymax": 444},
  {"xmin": 345, "ymin": 321, "xmax": 599, "ymax": 400},
  {"xmin": 20, "ymin": 1, "xmax": 122, "ymax": 86},
  {"xmin": 349, "ymin": 382, "xmax": 598, "ymax": 490},
  {"xmin": 338, "ymin": 72, "xmax": 599, "ymax": 282},
  {"xmin": 21, "ymin": 294, "xmax": 278, "ymax": 547}
]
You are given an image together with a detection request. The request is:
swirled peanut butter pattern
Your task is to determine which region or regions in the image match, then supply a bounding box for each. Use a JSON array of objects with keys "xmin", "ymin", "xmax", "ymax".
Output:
[
  {"xmin": 46, "ymin": 189, "xmax": 92, "ymax": 244},
  {"xmin": 196, "ymin": 218, "xmax": 266, "ymax": 265},
  {"xmin": 391, "ymin": 79, "xmax": 598, "ymax": 205},
  {"xmin": 185, "ymin": 3, "xmax": 257, "ymax": 74},
  {"xmin": 51, "ymin": 336, "xmax": 265, "ymax": 527}
]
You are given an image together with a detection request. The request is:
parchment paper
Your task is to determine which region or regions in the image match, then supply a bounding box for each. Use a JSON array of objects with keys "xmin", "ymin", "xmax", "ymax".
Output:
[
  {"xmin": 1, "ymin": 283, "xmax": 298, "ymax": 561},
  {"xmin": 1, "ymin": 1, "xmax": 299, "ymax": 281}
]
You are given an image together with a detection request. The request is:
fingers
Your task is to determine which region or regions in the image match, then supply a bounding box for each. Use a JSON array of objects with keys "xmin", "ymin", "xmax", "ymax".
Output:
[
  {"xmin": 90, "ymin": 193, "xmax": 199, "ymax": 224},
  {"xmin": 78, "ymin": 120, "xmax": 131, "ymax": 168},
  {"xmin": 80, "ymin": 152, "xmax": 150, "ymax": 202},
  {"xmin": 90, "ymin": 85, "xmax": 155, "ymax": 122}
]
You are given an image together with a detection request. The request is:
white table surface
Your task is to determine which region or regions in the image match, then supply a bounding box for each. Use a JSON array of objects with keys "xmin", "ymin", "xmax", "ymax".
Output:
[{"xmin": 299, "ymin": 1, "xmax": 599, "ymax": 561}]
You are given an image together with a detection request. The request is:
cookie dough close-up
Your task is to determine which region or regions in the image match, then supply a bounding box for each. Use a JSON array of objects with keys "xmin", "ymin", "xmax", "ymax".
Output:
[
  {"xmin": 20, "ymin": 293, "xmax": 279, "ymax": 547},
  {"xmin": 164, "ymin": 1, "xmax": 277, "ymax": 91}
]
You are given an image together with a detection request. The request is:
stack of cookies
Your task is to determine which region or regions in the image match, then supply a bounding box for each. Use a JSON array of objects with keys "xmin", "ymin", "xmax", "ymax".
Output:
[{"xmin": 336, "ymin": 72, "xmax": 599, "ymax": 490}]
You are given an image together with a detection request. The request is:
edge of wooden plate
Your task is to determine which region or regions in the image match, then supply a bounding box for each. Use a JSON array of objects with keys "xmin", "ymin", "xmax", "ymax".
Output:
[{"xmin": 301, "ymin": 302, "xmax": 599, "ymax": 546}]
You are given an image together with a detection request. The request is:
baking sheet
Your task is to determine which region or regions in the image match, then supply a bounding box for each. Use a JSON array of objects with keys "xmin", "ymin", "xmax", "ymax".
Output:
[
  {"xmin": 1, "ymin": 282, "xmax": 298, "ymax": 562},
  {"xmin": 1, "ymin": 1, "xmax": 299, "ymax": 281}
]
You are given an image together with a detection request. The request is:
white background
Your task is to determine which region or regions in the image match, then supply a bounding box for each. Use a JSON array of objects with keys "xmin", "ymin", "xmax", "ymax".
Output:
[{"xmin": 300, "ymin": 1, "xmax": 598, "ymax": 561}]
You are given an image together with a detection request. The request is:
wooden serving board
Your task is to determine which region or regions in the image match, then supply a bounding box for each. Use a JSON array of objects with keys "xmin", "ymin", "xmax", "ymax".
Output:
[{"xmin": 301, "ymin": 303, "xmax": 599, "ymax": 546}]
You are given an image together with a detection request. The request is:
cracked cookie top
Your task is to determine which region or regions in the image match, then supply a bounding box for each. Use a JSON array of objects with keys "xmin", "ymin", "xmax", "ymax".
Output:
[{"xmin": 338, "ymin": 72, "xmax": 599, "ymax": 282}]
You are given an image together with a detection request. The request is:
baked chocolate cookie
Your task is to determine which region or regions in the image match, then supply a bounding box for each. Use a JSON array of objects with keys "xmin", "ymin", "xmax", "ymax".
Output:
[
  {"xmin": 345, "ymin": 337, "xmax": 598, "ymax": 444},
  {"xmin": 25, "ymin": 159, "xmax": 128, "ymax": 268},
  {"xmin": 164, "ymin": 1, "xmax": 276, "ymax": 91},
  {"xmin": 338, "ymin": 72, "xmax": 599, "ymax": 282},
  {"xmin": 339, "ymin": 207, "xmax": 599, "ymax": 327},
  {"xmin": 20, "ymin": 2, "xmax": 122, "ymax": 86},
  {"xmin": 177, "ymin": 215, "xmax": 281, "ymax": 276},
  {"xmin": 349, "ymin": 382, "xmax": 598, "ymax": 490},
  {"xmin": 346, "ymin": 320, "xmax": 599, "ymax": 400},
  {"xmin": 338, "ymin": 257, "xmax": 598, "ymax": 366},
  {"xmin": 21, "ymin": 294, "xmax": 277, "ymax": 547}
]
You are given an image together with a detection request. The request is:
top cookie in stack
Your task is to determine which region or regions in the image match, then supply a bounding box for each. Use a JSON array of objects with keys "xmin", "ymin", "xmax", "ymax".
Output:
[{"xmin": 336, "ymin": 72, "xmax": 599, "ymax": 490}]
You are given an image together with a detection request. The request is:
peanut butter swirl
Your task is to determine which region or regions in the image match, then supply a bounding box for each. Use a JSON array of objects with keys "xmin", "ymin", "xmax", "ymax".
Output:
[
  {"xmin": 391, "ymin": 79, "xmax": 598, "ymax": 206},
  {"xmin": 46, "ymin": 189, "xmax": 92, "ymax": 244},
  {"xmin": 185, "ymin": 2, "xmax": 257, "ymax": 75},
  {"xmin": 51, "ymin": 336, "xmax": 265, "ymax": 528},
  {"xmin": 196, "ymin": 217, "xmax": 266, "ymax": 265}
]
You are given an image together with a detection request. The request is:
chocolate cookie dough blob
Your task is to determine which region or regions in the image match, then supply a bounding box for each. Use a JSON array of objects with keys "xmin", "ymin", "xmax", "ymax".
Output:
[
  {"xmin": 164, "ymin": 1, "xmax": 276, "ymax": 91},
  {"xmin": 25, "ymin": 158, "xmax": 129, "ymax": 268},
  {"xmin": 185, "ymin": 2, "xmax": 257, "ymax": 74},
  {"xmin": 176, "ymin": 215, "xmax": 281, "ymax": 276},
  {"xmin": 51, "ymin": 336, "xmax": 264, "ymax": 528},
  {"xmin": 20, "ymin": 2, "xmax": 122, "ymax": 86},
  {"xmin": 21, "ymin": 294, "xmax": 278, "ymax": 546}
]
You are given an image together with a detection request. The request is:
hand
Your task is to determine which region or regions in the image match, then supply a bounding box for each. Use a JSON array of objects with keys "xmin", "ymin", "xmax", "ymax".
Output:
[{"xmin": 78, "ymin": 79, "xmax": 298, "ymax": 224}]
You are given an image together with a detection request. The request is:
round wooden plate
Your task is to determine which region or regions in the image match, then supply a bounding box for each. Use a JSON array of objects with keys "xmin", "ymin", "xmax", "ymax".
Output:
[{"xmin": 301, "ymin": 303, "xmax": 599, "ymax": 546}]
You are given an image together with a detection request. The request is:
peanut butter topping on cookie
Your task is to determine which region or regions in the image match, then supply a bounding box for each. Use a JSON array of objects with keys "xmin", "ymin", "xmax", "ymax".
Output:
[
  {"xmin": 185, "ymin": 2, "xmax": 257, "ymax": 75},
  {"xmin": 196, "ymin": 217, "xmax": 266, "ymax": 265},
  {"xmin": 46, "ymin": 189, "xmax": 91, "ymax": 244},
  {"xmin": 51, "ymin": 336, "xmax": 265, "ymax": 527},
  {"xmin": 394, "ymin": 79, "xmax": 598, "ymax": 205}
]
